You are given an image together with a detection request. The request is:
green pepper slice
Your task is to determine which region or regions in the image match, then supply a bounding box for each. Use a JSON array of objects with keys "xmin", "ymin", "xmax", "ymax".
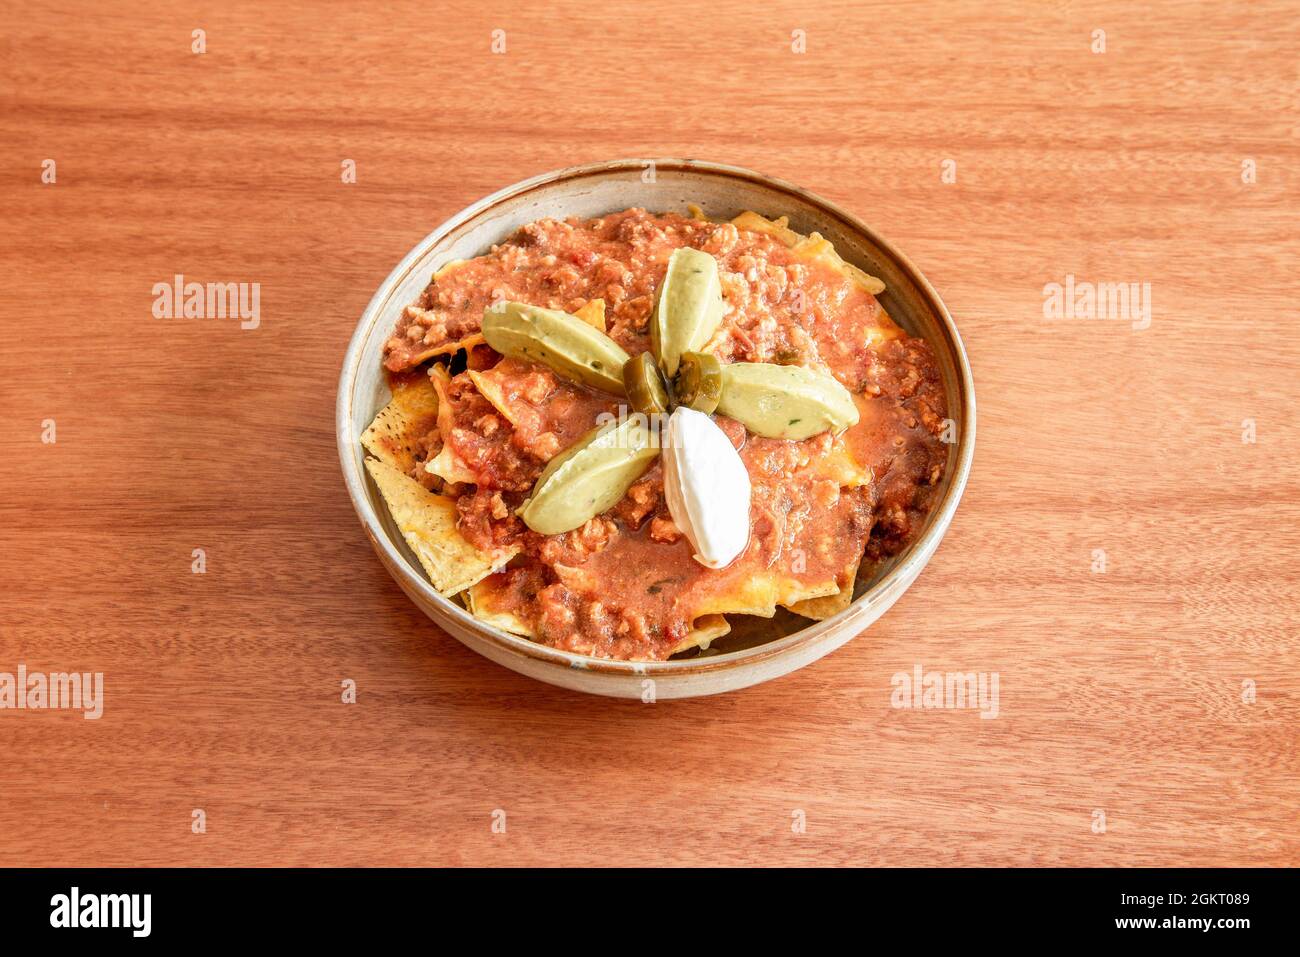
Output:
[
  {"xmin": 673, "ymin": 351, "xmax": 723, "ymax": 414},
  {"xmin": 622, "ymin": 351, "xmax": 671, "ymax": 415}
]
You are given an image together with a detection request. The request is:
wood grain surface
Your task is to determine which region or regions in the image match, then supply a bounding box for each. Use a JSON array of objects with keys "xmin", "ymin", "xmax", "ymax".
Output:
[{"xmin": 1, "ymin": 0, "xmax": 1297, "ymax": 867}]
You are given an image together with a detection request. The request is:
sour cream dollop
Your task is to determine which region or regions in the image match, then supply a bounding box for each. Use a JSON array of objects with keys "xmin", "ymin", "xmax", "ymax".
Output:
[{"xmin": 662, "ymin": 407, "xmax": 752, "ymax": 569}]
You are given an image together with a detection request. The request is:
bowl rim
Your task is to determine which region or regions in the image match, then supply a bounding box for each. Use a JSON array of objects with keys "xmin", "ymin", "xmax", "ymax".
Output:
[{"xmin": 336, "ymin": 158, "xmax": 976, "ymax": 677}]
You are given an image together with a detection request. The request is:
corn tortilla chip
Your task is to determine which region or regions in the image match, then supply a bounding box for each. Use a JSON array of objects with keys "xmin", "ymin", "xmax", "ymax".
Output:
[
  {"xmin": 385, "ymin": 260, "xmax": 490, "ymax": 369},
  {"xmin": 360, "ymin": 375, "xmax": 439, "ymax": 474},
  {"xmin": 468, "ymin": 358, "xmax": 621, "ymax": 462},
  {"xmin": 732, "ymin": 210, "xmax": 888, "ymax": 296},
  {"xmin": 691, "ymin": 572, "xmax": 840, "ymax": 621},
  {"xmin": 672, "ymin": 614, "xmax": 731, "ymax": 655},
  {"xmin": 786, "ymin": 555, "xmax": 863, "ymax": 620},
  {"xmin": 466, "ymin": 577, "xmax": 731, "ymax": 660},
  {"xmin": 466, "ymin": 368, "xmax": 522, "ymax": 429},
  {"xmin": 425, "ymin": 365, "xmax": 479, "ymax": 485},
  {"xmin": 364, "ymin": 457, "xmax": 518, "ymax": 596},
  {"xmin": 573, "ymin": 297, "xmax": 606, "ymax": 333}
]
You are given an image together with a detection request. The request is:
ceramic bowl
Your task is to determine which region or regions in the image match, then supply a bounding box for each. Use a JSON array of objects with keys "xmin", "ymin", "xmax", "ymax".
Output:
[{"xmin": 337, "ymin": 159, "xmax": 975, "ymax": 699}]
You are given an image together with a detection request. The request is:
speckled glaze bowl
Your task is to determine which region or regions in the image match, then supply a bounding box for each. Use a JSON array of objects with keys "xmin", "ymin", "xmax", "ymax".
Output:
[{"xmin": 337, "ymin": 159, "xmax": 975, "ymax": 699}]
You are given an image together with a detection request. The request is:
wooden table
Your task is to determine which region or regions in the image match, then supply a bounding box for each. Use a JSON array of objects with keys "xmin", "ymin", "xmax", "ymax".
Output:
[{"xmin": 2, "ymin": 0, "xmax": 1296, "ymax": 867}]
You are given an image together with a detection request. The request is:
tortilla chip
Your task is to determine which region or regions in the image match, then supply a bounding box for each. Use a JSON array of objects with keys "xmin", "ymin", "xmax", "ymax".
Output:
[
  {"xmin": 466, "ymin": 578, "xmax": 731, "ymax": 660},
  {"xmin": 425, "ymin": 365, "xmax": 478, "ymax": 485},
  {"xmin": 786, "ymin": 555, "xmax": 862, "ymax": 620},
  {"xmin": 692, "ymin": 571, "xmax": 840, "ymax": 621},
  {"xmin": 806, "ymin": 394, "xmax": 878, "ymax": 488},
  {"xmin": 466, "ymin": 367, "xmax": 523, "ymax": 429},
  {"xmin": 465, "ymin": 300, "xmax": 605, "ymax": 423},
  {"xmin": 429, "ymin": 365, "xmax": 457, "ymax": 434},
  {"xmin": 573, "ymin": 298, "xmax": 606, "ymax": 333},
  {"xmin": 404, "ymin": 306, "xmax": 486, "ymax": 363},
  {"xmin": 464, "ymin": 585, "xmax": 533, "ymax": 637},
  {"xmin": 360, "ymin": 375, "xmax": 439, "ymax": 474},
  {"xmin": 732, "ymin": 210, "xmax": 888, "ymax": 296},
  {"xmin": 431, "ymin": 331, "xmax": 487, "ymax": 358},
  {"xmin": 468, "ymin": 357, "xmax": 620, "ymax": 462},
  {"xmin": 814, "ymin": 445, "xmax": 873, "ymax": 488},
  {"xmin": 386, "ymin": 260, "xmax": 488, "ymax": 369},
  {"xmin": 364, "ymin": 457, "xmax": 517, "ymax": 596},
  {"xmin": 425, "ymin": 446, "xmax": 478, "ymax": 486},
  {"xmin": 671, "ymin": 614, "xmax": 731, "ymax": 654}
]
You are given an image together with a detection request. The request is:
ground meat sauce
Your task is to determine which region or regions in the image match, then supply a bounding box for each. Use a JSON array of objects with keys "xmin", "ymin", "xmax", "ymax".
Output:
[{"xmin": 383, "ymin": 209, "xmax": 947, "ymax": 660}]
